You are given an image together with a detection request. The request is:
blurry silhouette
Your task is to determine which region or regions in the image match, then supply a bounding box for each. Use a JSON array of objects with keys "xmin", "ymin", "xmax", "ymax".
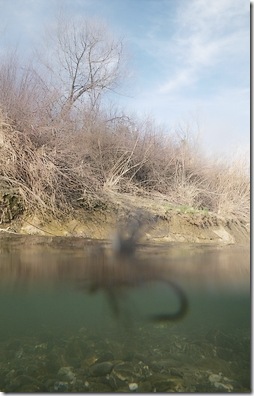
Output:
[
  {"xmin": 111, "ymin": 215, "xmax": 141, "ymax": 258},
  {"xmin": 85, "ymin": 211, "xmax": 189, "ymax": 322}
]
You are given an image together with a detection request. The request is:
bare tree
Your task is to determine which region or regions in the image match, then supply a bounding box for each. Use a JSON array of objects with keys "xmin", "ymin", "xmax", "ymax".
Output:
[{"xmin": 39, "ymin": 14, "xmax": 125, "ymax": 115}]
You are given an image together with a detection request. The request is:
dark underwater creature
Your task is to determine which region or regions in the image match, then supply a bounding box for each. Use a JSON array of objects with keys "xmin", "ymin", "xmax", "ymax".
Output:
[{"xmin": 82, "ymin": 213, "xmax": 189, "ymax": 322}]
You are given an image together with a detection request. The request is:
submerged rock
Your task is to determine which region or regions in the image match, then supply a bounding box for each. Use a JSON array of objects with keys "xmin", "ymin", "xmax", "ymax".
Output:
[
  {"xmin": 128, "ymin": 382, "xmax": 138, "ymax": 391},
  {"xmin": 90, "ymin": 361, "xmax": 114, "ymax": 376},
  {"xmin": 96, "ymin": 351, "xmax": 114, "ymax": 363},
  {"xmin": 208, "ymin": 372, "xmax": 234, "ymax": 392},
  {"xmin": 149, "ymin": 373, "xmax": 180, "ymax": 392},
  {"xmin": 57, "ymin": 366, "xmax": 76, "ymax": 382},
  {"xmin": 112, "ymin": 362, "xmax": 140, "ymax": 382},
  {"xmin": 5, "ymin": 374, "xmax": 45, "ymax": 392},
  {"xmin": 54, "ymin": 381, "xmax": 69, "ymax": 392}
]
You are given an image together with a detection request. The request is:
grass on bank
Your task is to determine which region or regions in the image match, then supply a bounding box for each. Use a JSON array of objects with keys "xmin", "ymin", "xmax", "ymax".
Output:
[{"xmin": 0, "ymin": 110, "xmax": 250, "ymax": 224}]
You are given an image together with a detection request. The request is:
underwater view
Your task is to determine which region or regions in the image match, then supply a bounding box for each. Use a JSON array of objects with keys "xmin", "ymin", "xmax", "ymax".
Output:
[{"xmin": 0, "ymin": 234, "xmax": 250, "ymax": 393}]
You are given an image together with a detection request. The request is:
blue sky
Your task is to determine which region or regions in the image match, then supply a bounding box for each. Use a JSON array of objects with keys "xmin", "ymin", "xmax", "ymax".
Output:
[{"xmin": 0, "ymin": 0, "xmax": 250, "ymax": 157}]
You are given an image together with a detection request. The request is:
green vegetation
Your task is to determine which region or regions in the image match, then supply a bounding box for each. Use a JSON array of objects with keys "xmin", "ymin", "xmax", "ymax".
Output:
[{"xmin": 0, "ymin": 15, "xmax": 250, "ymax": 225}]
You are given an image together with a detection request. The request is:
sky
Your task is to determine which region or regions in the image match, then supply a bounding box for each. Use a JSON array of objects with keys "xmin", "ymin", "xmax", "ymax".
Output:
[{"xmin": 0, "ymin": 0, "xmax": 250, "ymax": 157}]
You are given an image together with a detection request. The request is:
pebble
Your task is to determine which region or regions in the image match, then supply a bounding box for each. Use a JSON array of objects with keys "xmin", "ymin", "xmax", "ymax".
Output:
[
  {"xmin": 208, "ymin": 373, "xmax": 234, "ymax": 392},
  {"xmin": 209, "ymin": 373, "xmax": 222, "ymax": 383},
  {"xmin": 129, "ymin": 382, "xmax": 138, "ymax": 391},
  {"xmin": 57, "ymin": 366, "xmax": 76, "ymax": 382},
  {"xmin": 90, "ymin": 361, "xmax": 114, "ymax": 376},
  {"xmin": 54, "ymin": 381, "xmax": 69, "ymax": 392},
  {"xmin": 35, "ymin": 343, "xmax": 47, "ymax": 350}
]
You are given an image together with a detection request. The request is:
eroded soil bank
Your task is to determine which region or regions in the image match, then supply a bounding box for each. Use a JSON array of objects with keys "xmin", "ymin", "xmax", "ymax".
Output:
[{"xmin": 0, "ymin": 193, "xmax": 249, "ymax": 245}]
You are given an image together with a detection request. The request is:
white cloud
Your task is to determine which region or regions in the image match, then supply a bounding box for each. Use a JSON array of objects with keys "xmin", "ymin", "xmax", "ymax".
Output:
[
  {"xmin": 158, "ymin": 68, "xmax": 194, "ymax": 94},
  {"xmin": 156, "ymin": 0, "xmax": 249, "ymax": 95}
]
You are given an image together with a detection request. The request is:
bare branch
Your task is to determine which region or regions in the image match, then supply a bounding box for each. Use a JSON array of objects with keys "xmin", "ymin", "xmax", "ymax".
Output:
[{"xmin": 39, "ymin": 14, "xmax": 125, "ymax": 114}]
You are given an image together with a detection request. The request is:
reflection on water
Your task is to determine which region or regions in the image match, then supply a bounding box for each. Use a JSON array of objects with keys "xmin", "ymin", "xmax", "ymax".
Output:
[{"xmin": 0, "ymin": 233, "xmax": 250, "ymax": 392}]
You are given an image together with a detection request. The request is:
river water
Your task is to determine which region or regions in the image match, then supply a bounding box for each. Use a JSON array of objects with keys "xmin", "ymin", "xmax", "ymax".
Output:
[{"xmin": 0, "ymin": 234, "xmax": 250, "ymax": 392}]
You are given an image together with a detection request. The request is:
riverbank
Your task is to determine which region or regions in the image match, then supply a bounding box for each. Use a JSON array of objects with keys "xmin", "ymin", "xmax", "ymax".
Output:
[{"xmin": 0, "ymin": 192, "xmax": 249, "ymax": 245}]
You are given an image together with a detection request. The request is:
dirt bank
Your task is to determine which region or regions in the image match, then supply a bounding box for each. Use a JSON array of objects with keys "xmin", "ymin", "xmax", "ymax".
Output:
[{"xmin": 0, "ymin": 193, "xmax": 249, "ymax": 245}]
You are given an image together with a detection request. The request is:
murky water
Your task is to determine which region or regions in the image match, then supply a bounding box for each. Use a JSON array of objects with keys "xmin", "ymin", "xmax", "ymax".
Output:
[{"xmin": 0, "ymin": 235, "xmax": 250, "ymax": 392}]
